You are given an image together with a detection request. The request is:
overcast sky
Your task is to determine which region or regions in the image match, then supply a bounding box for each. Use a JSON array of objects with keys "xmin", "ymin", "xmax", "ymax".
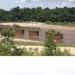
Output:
[
  {"xmin": 0, "ymin": 0, "xmax": 75, "ymax": 10},
  {"xmin": 0, "ymin": 57, "xmax": 75, "ymax": 75}
]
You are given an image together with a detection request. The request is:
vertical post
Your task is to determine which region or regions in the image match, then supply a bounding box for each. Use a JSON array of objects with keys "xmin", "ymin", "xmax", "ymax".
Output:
[
  {"xmin": 39, "ymin": 30, "xmax": 45, "ymax": 41},
  {"xmin": 24, "ymin": 30, "xmax": 29, "ymax": 39}
]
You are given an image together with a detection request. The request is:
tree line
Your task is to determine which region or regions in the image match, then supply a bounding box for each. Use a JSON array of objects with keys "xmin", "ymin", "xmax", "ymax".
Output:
[{"xmin": 0, "ymin": 6, "xmax": 75, "ymax": 23}]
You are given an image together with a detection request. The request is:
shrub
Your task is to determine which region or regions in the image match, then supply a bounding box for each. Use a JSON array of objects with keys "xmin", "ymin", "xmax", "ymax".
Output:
[
  {"xmin": 42, "ymin": 29, "xmax": 57, "ymax": 56},
  {"xmin": 45, "ymin": 21, "xmax": 52, "ymax": 24},
  {"xmin": 54, "ymin": 48, "xmax": 71, "ymax": 56}
]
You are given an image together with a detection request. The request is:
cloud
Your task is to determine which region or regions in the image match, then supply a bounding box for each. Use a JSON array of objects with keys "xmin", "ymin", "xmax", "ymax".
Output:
[
  {"xmin": 69, "ymin": 0, "xmax": 75, "ymax": 2},
  {"xmin": 20, "ymin": 0, "xmax": 25, "ymax": 2},
  {"xmin": 23, "ymin": 0, "xmax": 43, "ymax": 8},
  {"xmin": 0, "ymin": 0, "xmax": 75, "ymax": 10},
  {"xmin": 16, "ymin": 0, "xmax": 26, "ymax": 3},
  {"xmin": 31, "ymin": 0, "xmax": 39, "ymax": 2},
  {"xmin": 62, "ymin": 2, "xmax": 68, "ymax": 6},
  {"xmin": 48, "ymin": 1, "xmax": 67, "ymax": 8}
]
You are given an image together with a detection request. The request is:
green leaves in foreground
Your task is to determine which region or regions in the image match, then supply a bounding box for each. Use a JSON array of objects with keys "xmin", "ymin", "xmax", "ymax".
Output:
[
  {"xmin": 0, "ymin": 39, "xmax": 72, "ymax": 56},
  {"xmin": 42, "ymin": 30, "xmax": 57, "ymax": 56}
]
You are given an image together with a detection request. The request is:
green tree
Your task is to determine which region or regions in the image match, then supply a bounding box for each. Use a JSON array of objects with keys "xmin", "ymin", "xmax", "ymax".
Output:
[
  {"xmin": 0, "ymin": 27, "xmax": 26, "ymax": 56},
  {"xmin": 0, "ymin": 28, "xmax": 16, "ymax": 40},
  {"xmin": 0, "ymin": 40, "xmax": 13, "ymax": 56},
  {"xmin": 42, "ymin": 29, "xmax": 57, "ymax": 56}
]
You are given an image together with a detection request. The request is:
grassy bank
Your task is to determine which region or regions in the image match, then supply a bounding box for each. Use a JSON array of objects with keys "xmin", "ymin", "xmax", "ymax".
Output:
[
  {"xmin": 57, "ymin": 44, "xmax": 75, "ymax": 47},
  {"xmin": 45, "ymin": 21, "xmax": 75, "ymax": 26},
  {"xmin": 14, "ymin": 41, "xmax": 43, "ymax": 46},
  {"xmin": 14, "ymin": 41, "xmax": 75, "ymax": 47}
]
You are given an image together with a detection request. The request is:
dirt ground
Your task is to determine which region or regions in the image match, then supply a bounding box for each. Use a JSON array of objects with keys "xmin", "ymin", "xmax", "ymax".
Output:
[
  {"xmin": 18, "ymin": 46, "xmax": 75, "ymax": 55},
  {"xmin": 59, "ymin": 47, "xmax": 75, "ymax": 55}
]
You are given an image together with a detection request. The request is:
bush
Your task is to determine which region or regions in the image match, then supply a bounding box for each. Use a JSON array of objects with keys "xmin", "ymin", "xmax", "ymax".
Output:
[
  {"xmin": 54, "ymin": 48, "xmax": 71, "ymax": 56},
  {"xmin": 45, "ymin": 21, "xmax": 52, "ymax": 24},
  {"xmin": 42, "ymin": 29, "xmax": 57, "ymax": 56}
]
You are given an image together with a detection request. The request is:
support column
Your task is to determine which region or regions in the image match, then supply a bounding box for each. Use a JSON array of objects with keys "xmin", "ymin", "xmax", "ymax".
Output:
[
  {"xmin": 24, "ymin": 30, "xmax": 29, "ymax": 39},
  {"xmin": 39, "ymin": 30, "xmax": 45, "ymax": 42}
]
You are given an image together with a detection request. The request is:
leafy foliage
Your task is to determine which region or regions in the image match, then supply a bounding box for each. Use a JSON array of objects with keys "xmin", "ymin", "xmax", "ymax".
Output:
[
  {"xmin": 0, "ymin": 28, "xmax": 16, "ymax": 40},
  {"xmin": 54, "ymin": 48, "xmax": 71, "ymax": 56},
  {"xmin": 42, "ymin": 30, "xmax": 57, "ymax": 56},
  {"xmin": 0, "ymin": 6, "xmax": 75, "ymax": 23}
]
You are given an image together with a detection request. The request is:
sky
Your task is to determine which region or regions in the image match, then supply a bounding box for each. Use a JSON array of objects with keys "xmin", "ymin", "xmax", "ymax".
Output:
[
  {"xmin": 0, "ymin": 0, "xmax": 75, "ymax": 10},
  {"xmin": 0, "ymin": 57, "xmax": 75, "ymax": 75}
]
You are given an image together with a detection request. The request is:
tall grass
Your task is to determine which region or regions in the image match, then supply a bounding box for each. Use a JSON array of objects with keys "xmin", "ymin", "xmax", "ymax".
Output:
[{"xmin": 45, "ymin": 21, "xmax": 75, "ymax": 26}]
